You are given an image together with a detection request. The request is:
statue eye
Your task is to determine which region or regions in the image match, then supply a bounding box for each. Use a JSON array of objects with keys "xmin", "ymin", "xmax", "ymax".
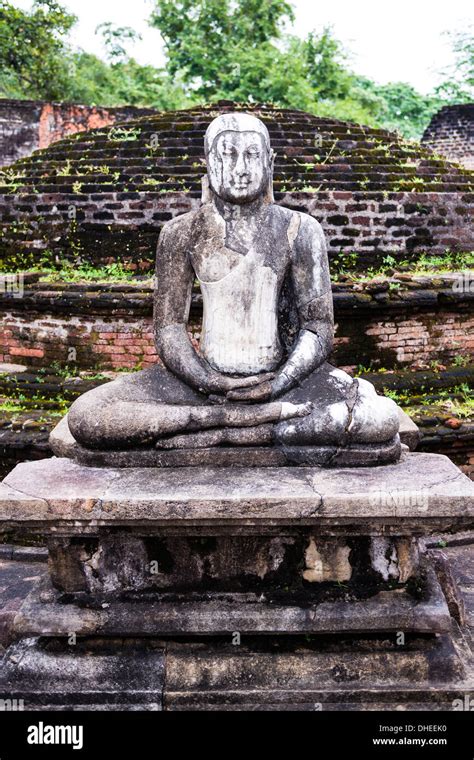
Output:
[
  {"xmin": 221, "ymin": 146, "xmax": 236, "ymax": 156},
  {"xmin": 246, "ymin": 147, "xmax": 260, "ymax": 157}
]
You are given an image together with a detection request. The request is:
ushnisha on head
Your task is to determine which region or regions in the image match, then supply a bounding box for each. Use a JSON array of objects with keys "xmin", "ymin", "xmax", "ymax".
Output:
[{"xmin": 204, "ymin": 112, "xmax": 275, "ymax": 204}]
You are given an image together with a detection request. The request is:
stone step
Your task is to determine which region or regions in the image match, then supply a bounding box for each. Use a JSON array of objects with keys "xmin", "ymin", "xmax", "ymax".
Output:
[{"xmin": 13, "ymin": 563, "xmax": 450, "ymax": 638}]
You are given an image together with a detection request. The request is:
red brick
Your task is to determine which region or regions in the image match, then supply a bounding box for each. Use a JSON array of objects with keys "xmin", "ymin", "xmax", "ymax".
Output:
[{"xmin": 10, "ymin": 347, "xmax": 44, "ymax": 358}]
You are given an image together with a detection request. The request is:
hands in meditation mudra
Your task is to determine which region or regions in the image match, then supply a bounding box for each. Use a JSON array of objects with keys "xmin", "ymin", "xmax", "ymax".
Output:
[{"xmin": 66, "ymin": 113, "xmax": 400, "ymax": 466}]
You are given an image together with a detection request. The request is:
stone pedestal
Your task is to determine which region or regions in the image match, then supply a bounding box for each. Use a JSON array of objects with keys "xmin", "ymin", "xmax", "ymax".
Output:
[{"xmin": 0, "ymin": 452, "xmax": 473, "ymax": 710}]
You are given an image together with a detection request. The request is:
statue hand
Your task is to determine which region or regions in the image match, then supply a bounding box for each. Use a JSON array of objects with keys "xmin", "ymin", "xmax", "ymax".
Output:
[
  {"xmin": 226, "ymin": 381, "xmax": 273, "ymax": 403},
  {"xmin": 207, "ymin": 372, "xmax": 275, "ymax": 395},
  {"xmin": 223, "ymin": 372, "xmax": 275, "ymax": 391}
]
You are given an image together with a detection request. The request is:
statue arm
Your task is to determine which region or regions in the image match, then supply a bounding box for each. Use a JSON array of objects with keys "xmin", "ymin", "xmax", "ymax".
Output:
[
  {"xmin": 271, "ymin": 215, "xmax": 334, "ymax": 398},
  {"xmin": 154, "ymin": 218, "xmax": 266, "ymax": 395}
]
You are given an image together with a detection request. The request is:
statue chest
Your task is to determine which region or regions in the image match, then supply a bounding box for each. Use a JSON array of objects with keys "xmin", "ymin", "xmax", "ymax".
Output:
[
  {"xmin": 186, "ymin": 205, "xmax": 293, "ymax": 374},
  {"xmin": 189, "ymin": 205, "xmax": 291, "ymax": 284},
  {"xmin": 191, "ymin": 241, "xmax": 287, "ymax": 375},
  {"xmin": 190, "ymin": 240, "xmax": 288, "ymax": 285},
  {"xmin": 197, "ymin": 247, "xmax": 281, "ymax": 317}
]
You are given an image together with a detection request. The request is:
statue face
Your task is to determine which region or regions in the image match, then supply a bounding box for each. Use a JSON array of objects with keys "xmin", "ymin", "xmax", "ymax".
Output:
[{"xmin": 207, "ymin": 130, "xmax": 270, "ymax": 204}]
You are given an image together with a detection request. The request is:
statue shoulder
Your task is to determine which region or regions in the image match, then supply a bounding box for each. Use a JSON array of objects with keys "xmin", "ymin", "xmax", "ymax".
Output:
[
  {"xmin": 272, "ymin": 205, "xmax": 324, "ymax": 238},
  {"xmin": 158, "ymin": 210, "xmax": 197, "ymax": 247},
  {"xmin": 284, "ymin": 209, "xmax": 331, "ymax": 293},
  {"xmin": 295, "ymin": 211, "xmax": 325, "ymax": 240},
  {"xmin": 273, "ymin": 206, "xmax": 325, "ymax": 255}
]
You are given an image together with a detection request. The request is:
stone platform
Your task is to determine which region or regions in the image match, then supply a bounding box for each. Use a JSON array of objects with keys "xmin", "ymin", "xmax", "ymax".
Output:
[
  {"xmin": 0, "ymin": 451, "xmax": 473, "ymax": 710},
  {"xmin": 1, "ymin": 451, "xmax": 471, "ymax": 535},
  {"xmin": 2, "ymin": 540, "xmax": 473, "ymax": 710},
  {"xmin": 1, "ymin": 631, "xmax": 471, "ymax": 711}
]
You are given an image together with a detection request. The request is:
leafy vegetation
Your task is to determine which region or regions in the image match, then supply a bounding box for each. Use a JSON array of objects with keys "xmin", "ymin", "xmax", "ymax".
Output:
[
  {"xmin": 108, "ymin": 126, "xmax": 141, "ymax": 142},
  {"xmin": 402, "ymin": 384, "xmax": 474, "ymax": 421},
  {"xmin": 331, "ymin": 251, "xmax": 474, "ymax": 282},
  {"xmin": 1, "ymin": 0, "xmax": 472, "ymax": 138},
  {"xmin": 0, "ymin": 0, "xmax": 190, "ymax": 109},
  {"xmin": 37, "ymin": 261, "xmax": 138, "ymax": 282},
  {"xmin": 0, "ymin": 392, "xmax": 70, "ymax": 415},
  {"xmin": 410, "ymin": 252, "xmax": 474, "ymax": 273},
  {"xmin": 435, "ymin": 28, "xmax": 474, "ymax": 103}
]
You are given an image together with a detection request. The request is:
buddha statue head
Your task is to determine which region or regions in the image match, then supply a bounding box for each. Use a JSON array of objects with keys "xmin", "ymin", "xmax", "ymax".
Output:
[{"xmin": 204, "ymin": 113, "xmax": 274, "ymax": 204}]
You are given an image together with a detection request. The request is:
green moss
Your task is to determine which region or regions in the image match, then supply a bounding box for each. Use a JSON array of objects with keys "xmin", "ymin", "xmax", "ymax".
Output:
[
  {"xmin": 38, "ymin": 261, "xmax": 136, "ymax": 283},
  {"xmin": 0, "ymin": 394, "xmax": 70, "ymax": 415},
  {"xmin": 108, "ymin": 126, "xmax": 142, "ymax": 142}
]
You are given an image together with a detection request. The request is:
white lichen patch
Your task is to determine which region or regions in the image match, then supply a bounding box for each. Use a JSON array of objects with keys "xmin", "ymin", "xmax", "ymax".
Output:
[{"xmin": 303, "ymin": 537, "xmax": 352, "ymax": 582}]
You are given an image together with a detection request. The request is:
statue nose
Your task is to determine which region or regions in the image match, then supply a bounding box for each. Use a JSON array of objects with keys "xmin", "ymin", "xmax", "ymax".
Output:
[{"xmin": 235, "ymin": 153, "xmax": 248, "ymax": 176}]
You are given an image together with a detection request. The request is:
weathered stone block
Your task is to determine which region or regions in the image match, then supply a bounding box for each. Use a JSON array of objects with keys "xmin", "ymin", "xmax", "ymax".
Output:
[
  {"xmin": 0, "ymin": 637, "xmax": 165, "ymax": 710},
  {"xmin": 303, "ymin": 537, "xmax": 352, "ymax": 582},
  {"xmin": 1, "ymin": 453, "xmax": 473, "ymax": 537},
  {"xmin": 370, "ymin": 537, "xmax": 419, "ymax": 582},
  {"xmin": 12, "ymin": 562, "xmax": 452, "ymax": 637}
]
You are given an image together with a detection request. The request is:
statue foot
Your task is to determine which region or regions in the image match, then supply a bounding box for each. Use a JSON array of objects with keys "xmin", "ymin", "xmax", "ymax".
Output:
[
  {"xmin": 155, "ymin": 424, "xmax": 274, "ymax": 450},
  {"xmin": 280, "ymin": 401, "xmax": 313, "ymax": 420}
]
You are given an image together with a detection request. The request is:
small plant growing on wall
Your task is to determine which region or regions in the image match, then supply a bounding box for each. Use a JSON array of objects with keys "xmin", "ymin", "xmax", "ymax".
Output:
[{"xmin": 108, "ymin": 126, "xmax": 141, "ymax": 142}]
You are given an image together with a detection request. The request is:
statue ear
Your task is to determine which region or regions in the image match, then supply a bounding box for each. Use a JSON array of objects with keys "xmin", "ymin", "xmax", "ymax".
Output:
[
  {"xmin": 264, "ymin": 150, "xmax": 275, "ymax": 203},
  {"xmin": 201, "ymin": 174, "xmax": 212, "ymax": 203}
]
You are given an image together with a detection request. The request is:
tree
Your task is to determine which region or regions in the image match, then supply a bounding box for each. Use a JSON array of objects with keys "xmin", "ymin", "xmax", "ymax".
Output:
[
  {"xmin": 0, "ymin": 0, "xmax": 190, "ymax": 110},
  {"xmin": 149, "ymin": 0, "xmax": 294, "ymax": 98},
  {"xmin": 96, "ymin": 22, "xmax": 142, "ymax": 62},
  {"xmin": 1, "ymin": 0, "xmax": 467, "ymax": 138},
  {"xmin": 436, "ymin": 28, "xmax": 474, "ymax": 102},
  {"xmin": 0, "ymin": 0, "xmax": 76, "ymax": 99},
  {"xmin": 149, "ymin": 4, "xmax": 441, "ymax": 137},
  {"xmin": 352, "ymin": 78, "xmax": 444, "ymax": 139},
  {"xmin": 65, "ymin": 52, "xmax": 191, "ymax": 110},
  {"xmin": 304, "ymin": 27, "xmax": 352, "ymax": 101}
]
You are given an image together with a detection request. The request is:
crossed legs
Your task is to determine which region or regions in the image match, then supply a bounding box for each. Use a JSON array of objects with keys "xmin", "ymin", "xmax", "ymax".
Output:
[{"xmin": 67, "ymin": 364, "xmax": 399, "ymax": 451}]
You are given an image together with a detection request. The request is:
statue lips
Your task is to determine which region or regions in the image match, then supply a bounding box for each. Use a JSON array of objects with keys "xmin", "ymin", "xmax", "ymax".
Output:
[{"xmin": 232, "ymin": 178, "xmax": 251, "ymax": 191}]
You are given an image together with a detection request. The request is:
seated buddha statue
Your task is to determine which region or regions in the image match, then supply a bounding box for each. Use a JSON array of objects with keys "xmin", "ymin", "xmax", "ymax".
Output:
[{"xmin": 63, "ymin": 112, "xmax": 400, "ymax": 466}]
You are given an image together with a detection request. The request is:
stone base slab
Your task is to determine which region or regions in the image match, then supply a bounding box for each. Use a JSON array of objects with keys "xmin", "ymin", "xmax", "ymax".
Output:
[
  {"xmin": 163, "ymin": 630, "xmax": 473, "ymax": 710},
  {"xmin": 1, "ymin": 452, "xmax": 473, "ymax": 536},
  {"xmin": 1, "ymin": 629, "xmax": 471, "ymax": 711},
  {"xmin": 0, "ymin": 637, "xmax": 164, "ymax": 710}
]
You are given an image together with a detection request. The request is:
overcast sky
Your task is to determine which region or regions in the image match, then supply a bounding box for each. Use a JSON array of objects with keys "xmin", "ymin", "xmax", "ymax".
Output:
[{"xmin": 11, "ymin": 0, "xmax": 473, "ymax": 94}]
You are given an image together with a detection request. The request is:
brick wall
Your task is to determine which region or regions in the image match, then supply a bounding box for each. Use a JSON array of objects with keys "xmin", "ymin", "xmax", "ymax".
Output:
[
  {"xmin": 1, "ymin": 190, "xmax": 473, "ymax": 272},
  {"xmin": 1, "ymin": 310, "xmax": 471, "ymax": 372},
  {"xmin": 0, "ymin": 99, "xmax": 157, "ymax": 167},
  {"xmin": 0, "ymin": 311, "xmax": 198, "ymax": 371},
  {"xmin": 335, "ymin": 313, "xmax": 474, "ymax": 369},
  {"xmin": 2, "ymin": 102, "xmax": 473, "ymax": 271},
  {"xmin": 286, "ymin": 191, "xmax": 474, "ymax": 260},
  {"xmin": 1, "ymin": 277, "xmax": 472, "ymax": 371},
  {"xmin": 422, "ymin": 104, "xmax": 474, "ymax": 170}
]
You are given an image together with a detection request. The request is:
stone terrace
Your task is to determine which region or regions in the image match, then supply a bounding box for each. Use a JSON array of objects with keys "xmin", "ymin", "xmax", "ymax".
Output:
[
  {"xmin": 1, "ymin": 101, "xmax": 473, "ymax": 272},
  {"xmin": 422, "ymin": 104, "xmax": 474, "ymax": 171},
  {"xmin": 0, "ymin": 271, "xmax": 473, "ymax": 371}
]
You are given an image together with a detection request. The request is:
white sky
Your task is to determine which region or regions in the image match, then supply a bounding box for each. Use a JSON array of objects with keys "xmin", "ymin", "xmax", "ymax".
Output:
[{"xmin": 10, "ymin": 0, "xmax": 474, "ymax": 94}]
